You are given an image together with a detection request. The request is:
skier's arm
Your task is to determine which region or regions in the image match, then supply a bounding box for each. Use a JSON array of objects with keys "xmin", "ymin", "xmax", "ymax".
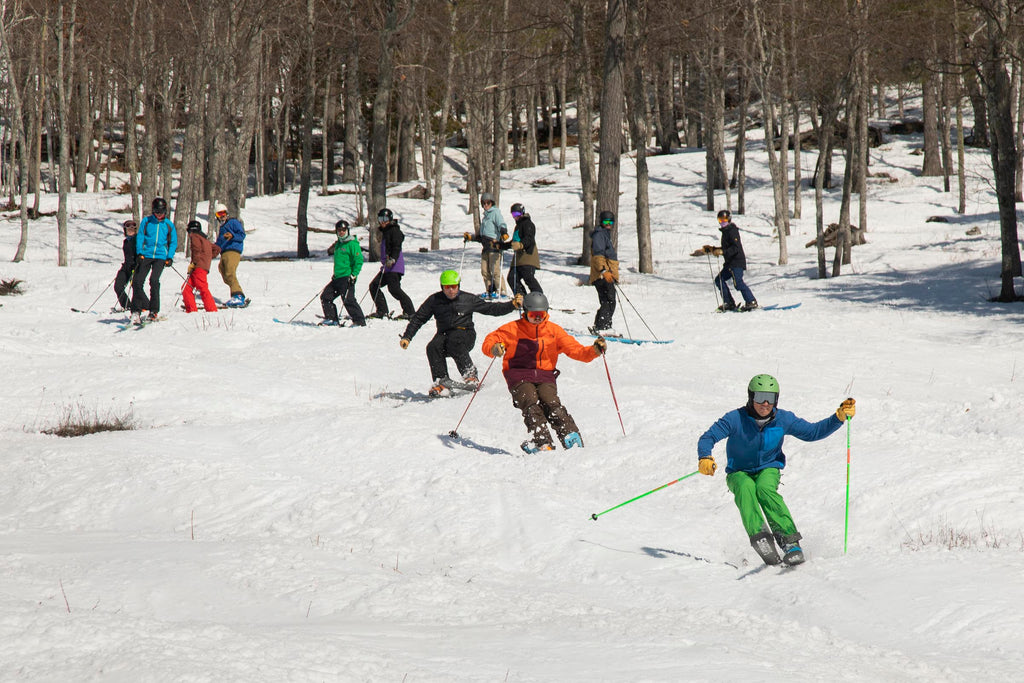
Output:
[
  {"xmin": 472, "ymin": 297, "xmax": 515, "ymax": 316},
  {"xmin": 556, "ymin": 327, "xmax": 600, "ymax": 363},
  {"xmin": 401, "ymin": 296, "xmax": 435, "ymax": 340},
  {"xmin": 783, "ymin": 411, "xmax": 844, "ymax": 442},
  {"xmin": 697, "ymin": 413, "xmax": 734, "ymax": 459}
]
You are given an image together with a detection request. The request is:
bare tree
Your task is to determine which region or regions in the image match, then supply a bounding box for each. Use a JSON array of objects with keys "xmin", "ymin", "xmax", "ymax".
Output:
[{"xmin": 596, "ymin": 0, "xmax": 625, "ymax": 248}]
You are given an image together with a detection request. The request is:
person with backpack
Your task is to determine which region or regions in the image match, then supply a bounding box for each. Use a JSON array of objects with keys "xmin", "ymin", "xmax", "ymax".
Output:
[
  {"xmin": 214, "ymin": 202, "xmax": 248, "ymax": 308},
  {"xmin": 181, "ymin": 220, "xmax": 221, "ymax": 313},
  {"xmin": 696, "ymin": 373, "xmax": 856, "ymax": 566},
  {"xmin": 400, "ymin": 269, "xmax": 520, "ymax": 397},
  {"xmin": 463, "ymin": 192, "xmax": 508, "ymax": 299},
  {"xmin": 589, "ymin": 210, "xmax": 620, "ymax": 334},
  {"xmin": 702, "ymin": 209, "xmax": 757, "ymax": 312},
  {"xmin": 130, "ymin": 197, "xmax": 178, "ymax": 323},
  {"xmin": 482, "ymin": 292, "xmax": 606, "ymax": 453},
  {"xmin": 368, "ymin": 207, "xmax": 416, "ymax": 320},
  {"xmin": 319, "ymin": 219, "xmax": 366, "ymax": 327},
  {"xmin": 112, "ymin": 219, "xmax": 138, "ymax": 312},
  {"xmin": 498, "ymin": 202, "xmax": 542, "ymax": 296}
]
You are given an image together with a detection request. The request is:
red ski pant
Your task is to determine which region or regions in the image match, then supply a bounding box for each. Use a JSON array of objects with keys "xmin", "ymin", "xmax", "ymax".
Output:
[{"xmin": 182, "ymin": 267, "xmax": 218, "ymax": 313}]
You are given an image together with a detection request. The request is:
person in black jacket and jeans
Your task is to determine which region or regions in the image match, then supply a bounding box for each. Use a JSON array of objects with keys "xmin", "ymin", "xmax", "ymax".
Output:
[
  {"xmin": 400, "ymin": 269, "xmax": 521, "ymax": 397},
  {"xmin": 703, "ymin": 209, "xmax": 758, "ymax": 312},
  {"xmin": 498, "ymin": 202, "xmax": 543, "ymax": 296},
  {"xmin": 112, "ymin": 219, "xmax": 138, "ymax": 312}
]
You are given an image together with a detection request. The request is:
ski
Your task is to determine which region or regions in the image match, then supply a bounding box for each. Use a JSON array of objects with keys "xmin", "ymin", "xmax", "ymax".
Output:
[
  {"xmin": 70, "ymin": 307, "xmax": 101, "ymax": 314},
  {"xmin": 115, "ymin": 315, "xmax": 166, "ymax": 332},
  {"xmin": 273, "ymin": 317, "xmax": 330, "ymax": 328},
  {"xmin": 749, "ymin": 531, "xmax": 782, "ymax": 566},
  {"xmin": 761, "ymin": 303, "xmax": 801, "ymax": 311},
  {"xmin": 567, "ymin": 329, "xmax": 673, "ymax": 345}
]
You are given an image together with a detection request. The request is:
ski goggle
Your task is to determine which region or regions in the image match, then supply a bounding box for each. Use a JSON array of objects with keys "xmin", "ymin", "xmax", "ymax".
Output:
[
  {"xmin": 601, "ymin": 219, "xmax": 614, "ymax": 226},
  {"xmin": 751, "ymin": 391, "xmax": 778, "ymax": 405},
  {"xmin": 525, "ymin": 310, "xmax": 546, "ymax": 323},
  {"xmin": 511, "ymin": 211, "xmax": 523, "ymax": 219}
]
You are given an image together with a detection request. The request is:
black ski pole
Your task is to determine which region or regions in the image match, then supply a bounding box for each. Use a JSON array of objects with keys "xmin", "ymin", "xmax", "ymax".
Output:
[
  {"xmin": 288, "ymin": 288, "xmax": 323, "ymax": 323},
  {"xmin": 705, "ymin": 252, "xmax": 721, "ymax": 309},
  {"xmin": 448, "ymin": 355, "xmax": 498, "ymax": 439},
  {"xmin": 74, "ymin": 275, "xmax": 116, "ymax": 313},
  {"xmin": 613, "ymin": 282, "xmax": 659, "ymax": 340}
]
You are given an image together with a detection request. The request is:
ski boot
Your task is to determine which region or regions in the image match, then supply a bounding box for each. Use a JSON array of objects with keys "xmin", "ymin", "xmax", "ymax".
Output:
[
  {"xmin": 716, "ymin": 302, "xmax": 737, "ymax": 313},
  {"xmin": 520, "ymin": 440, "xmax": 556, "ymax": 454},
  {"xmin": 776, "ymin": 532, "xmax": 805, "ymax": 566},
  {"xmin": 739, "ymin": 300, "xmax": 759, "ymax": 312},
  {"xmin": 563, "ymin": 432, "xmax": 584, "ymax": 449},
  {"xmin": 428, "ymin": 378, "xmax": 453, "ymax": 398}
]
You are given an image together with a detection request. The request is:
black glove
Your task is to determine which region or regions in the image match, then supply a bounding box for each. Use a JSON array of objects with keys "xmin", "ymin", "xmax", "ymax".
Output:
[{"xmin": 165, "ymin": 258, "xmax": 173, "ymax": 267}]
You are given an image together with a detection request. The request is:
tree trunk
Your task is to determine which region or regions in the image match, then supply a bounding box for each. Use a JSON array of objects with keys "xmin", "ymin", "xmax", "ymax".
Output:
[
  {"xmin": 627, "ymin": 0, "xmax": 652, "ymax": 274},
  {"xmin": 922, "ymin": 71, "xmax": 944, "ymax": 176},
  {"xmin": 430, "ymin": 0, "xmax": 457, "ymax": 250},
  {"xmin": 0, "ymin": 0, "xmax": 32, "ymax": 262},
  {"xmin": 369, "ymin": 1, "xmax": 402, "ymax": 260},
  {"xmin": 55, "ymin": 0, "xmax": 76, "ymax": 266},
  {"xmin": 596, "ymin": 0, "xmax": 626, "ymax": 248},
  {"xmin": 342, "ymin": 44, "xmax": 360, "ymax": 183},
  {"xmin": 573, "ymin": 1, "xmax": 597, "ymax": 262}
]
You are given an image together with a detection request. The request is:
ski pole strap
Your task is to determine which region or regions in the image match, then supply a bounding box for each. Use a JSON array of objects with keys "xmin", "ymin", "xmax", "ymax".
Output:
[{"xmin": 591, "ymin": 471, "xmax": 699, "ymax": 520}]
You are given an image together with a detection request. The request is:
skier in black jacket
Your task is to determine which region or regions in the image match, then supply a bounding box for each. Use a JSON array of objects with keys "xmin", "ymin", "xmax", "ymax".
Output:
[
  {"xmin": 368, "ymin": 207, "xmax": 416, "ymax": 319},
  {"xmin": 113, "ymin": 219, "xmax": 138, "ymax": 312},
  {"xmin": 400, "ymin": 269, "xmax": 521, "ymax": 397},
  {"xmin": 703, "ymin": 209, "xmax": 758, "ymax": 312}
]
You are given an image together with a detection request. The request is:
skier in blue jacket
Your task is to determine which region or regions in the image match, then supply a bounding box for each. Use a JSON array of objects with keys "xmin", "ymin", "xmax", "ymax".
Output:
[
  {"xmin": 130, "ymin": 197, "xmax": 178, "ymax": 323},
  {"xmin": 697, "ymin": 374, "xmax": 856, "ymax": 566},
  {"xmin": 214, "ymin": 202, "xmax": 248, "ymax": 307}
]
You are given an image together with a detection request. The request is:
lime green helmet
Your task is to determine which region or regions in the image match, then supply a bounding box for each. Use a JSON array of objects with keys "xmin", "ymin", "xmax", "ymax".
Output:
[
  {"xmin": 747, "ymin": 374, "xmax": 780, "ymax": 407},
  {"xmin": 440, "ymin": 269, "xmax": 461, "ymax": 287}
]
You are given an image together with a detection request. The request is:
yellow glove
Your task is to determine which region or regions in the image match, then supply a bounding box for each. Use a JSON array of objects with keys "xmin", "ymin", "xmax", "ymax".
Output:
[
  {"xmin": 593, "ymin": 337, "xmax": 607, "ymax": 355},
  {"xmin": 463, "ymin": 232, "xmax": 473, "ymax": 242},
  {"xmin": 491, "ymin": 342, "xmax": 506, "ymax": 357},
  {"xmin": 187, "ymin": 264, "xmax": 195, "ymax": 273},
  {"xmin": 698, "ymin": 457, "xmax": 717, "ymax": 476},
  {"xmin": 512, "ymin": 293, "xmax": 523, "ymax": 309},
  {"xmin": 399, "ymin": 338, "xmax": 410, "ymax": 350},
  {"xmin": 712, "ymin": 247, "xmax": 723, "ymax": 256},
  {"xmin": 602, "ymin": 270, "xmax": 614, "ymax": 283},
  {"xmin": 836, "ymin": 397, "xmax": 856, "ymax": 421},
  {"xmin": 501, "ymin": 233, "xmax": 510, "ymax": 241},
  {"xmin": 702, "ymin": 245, "xmax": 715, "ymax": 254}
]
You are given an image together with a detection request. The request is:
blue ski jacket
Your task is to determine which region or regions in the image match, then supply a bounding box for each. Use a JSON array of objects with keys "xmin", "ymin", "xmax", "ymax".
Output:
[
  {"xmin": 216, "ymin": 217, "xmax": 246, "ymax": 254},
  {"xmin": 135, "ymin": 214, "xmax": 178, "ymax": 260},
  {"xmin": 697, "ymin": 407, "xmax": 842, "ymax": 474}
]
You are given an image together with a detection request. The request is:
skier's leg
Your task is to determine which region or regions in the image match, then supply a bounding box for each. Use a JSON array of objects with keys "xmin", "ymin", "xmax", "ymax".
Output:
[
  {"xmin": 725, "ymin": 471, "xmax": 768, "ymax": 537},
  {"xmin": 195, "ymin": 269, "xmax": 217, "ymax": 311},
  {"xmin": 130, "ymin": 259, "xmax": 153, "ymax": 312},
  {"xmin": 731, "ymin": 267, "xmax": 756, "ymax": 304},
  {"xmin": 536, "ymin": 382, "xmax": 579, "ymax": 443},
  {"xmin": 425, "ymin": 332, "xmax": 451, "ymax": 381},
  {"xmin": 715, "ymin": 269, "xmax": 735, "ymax": 306},
  {"xmin": 369, "ymin": 271, "xmax": 388, "ymax": 316},
  {"xmin": 447, "ymin": 329, "xmax": 478, "ymax": 379},
  {"xmin": 510, "ymin": 381, "xmax": 554, "ymax": 447},
  {"xmin": 387, "ymin": 273, "xmax": 416, "ymax": 315},
  {"xmin": 340, "ymin": 279, "xmax": 366, "ymax": 324},
  {"xmin": 182, "ymin": 273, "xmax": 198, "ymax": 312},
  {"xmin": 114, "ymin": 266, "xmax": 132, "ymax": 309},
  {"xmin": 752, "ymin": 468, "xmax": 799, "ymax": 538},
  {"xmin": 593, "ymin": 280, "xmax": 615, "ymax": 330},
  {"xmin": 321, "ymin": 280, "xmax": 340, "ymax": 321},
  {"xmin": 520, "ymin": 265, "xmax": 543, "ymax": 294}
]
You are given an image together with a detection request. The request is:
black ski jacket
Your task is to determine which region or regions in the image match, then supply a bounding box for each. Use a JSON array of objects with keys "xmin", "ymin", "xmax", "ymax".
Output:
[
  {"xmin": 718, "ymin": 221, "xmax": 747, "ymax": 270},
  {"xmin": 402, "ymin": 290, "xmax": 515, "ymax": 340}
]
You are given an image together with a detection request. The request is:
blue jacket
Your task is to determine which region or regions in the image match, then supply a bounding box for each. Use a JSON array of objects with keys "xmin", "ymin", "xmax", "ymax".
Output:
[
  {"xmin": 697, "ymin": 407, "xmax": 842, "ymax": 474},
  {"xmin": 216, "ymin": 217, "xmax": 246, "ymax": 253},
  {"xmin": 135, "ymin": 214, "xmax": 178, "ymax": 260}
]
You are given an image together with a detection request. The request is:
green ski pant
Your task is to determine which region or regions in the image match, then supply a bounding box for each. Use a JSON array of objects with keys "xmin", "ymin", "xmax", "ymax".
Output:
[{"xmin": 726, "ymin": 468, "xmax": 798, "ymax": 539}]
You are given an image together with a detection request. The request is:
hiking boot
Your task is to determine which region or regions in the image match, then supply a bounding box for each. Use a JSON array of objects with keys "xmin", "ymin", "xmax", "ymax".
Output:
[
  {"xmin": 716, "ymin": 302, "xmax": 737, "ymax": 312},
  {"xmin": 740, "ymin": 300, "xmax": 759, "ymax": 312},
  {"xmin": 563, "ymin": 432, "xmax": 584, "ymax": 449}
]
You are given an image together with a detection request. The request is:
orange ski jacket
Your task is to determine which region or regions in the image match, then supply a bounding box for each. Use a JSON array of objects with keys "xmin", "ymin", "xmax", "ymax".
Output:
[{"xmin": 482, "ymin": 315, "xmax": 599, "ymax": 389}]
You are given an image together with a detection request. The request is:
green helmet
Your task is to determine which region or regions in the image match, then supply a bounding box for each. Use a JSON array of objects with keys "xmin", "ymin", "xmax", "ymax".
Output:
[
  {"xmin": 440, "ymin": 270, "xmax": 461, "ymax": 287},
  {"xmin": 747, "ymin": 374, "xmax": 780, "ymax": 408}
]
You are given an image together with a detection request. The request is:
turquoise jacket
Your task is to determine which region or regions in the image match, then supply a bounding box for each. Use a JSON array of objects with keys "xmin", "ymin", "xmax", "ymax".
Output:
[
  {"xmin": 697, "ymin": 407, "xmax": 842, "ymax": 474},
  {"xmin": 135, "ymin": 214, "xmax": 178, "ymax": 260},
  {"xmin": 332, "ymin": 234, "xmax": 363, "ymax": 279}
]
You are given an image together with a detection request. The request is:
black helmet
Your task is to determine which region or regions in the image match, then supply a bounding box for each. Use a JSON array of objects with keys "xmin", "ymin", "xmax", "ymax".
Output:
[
  {"xmin": 152, "ymin": 197, "xmax": 167, "ymax": 214},
  {"xmin": 377, "ymin": 207, "xmax": 393, "ymax": 223},
  {"xmin": 599, "ymin": 210, "xmax": 615, "ymax": 225},
  {"xmin": 522, "ymin": 292, "xmax": 549, "ymax": 312},
  {"xmin": 335, "ymin": 219, "xmax": 350, "ymax": 232},
  {"xmin": 186, "ymin": 220, "xmax": 203, "ymax": 233},
  {"xmin": 717, "ymin": 209, "xmax": 731, "ymax": 221},
  {"xmin": 510, "ymin": 202, "xmax": 526, "ymax": 216}
]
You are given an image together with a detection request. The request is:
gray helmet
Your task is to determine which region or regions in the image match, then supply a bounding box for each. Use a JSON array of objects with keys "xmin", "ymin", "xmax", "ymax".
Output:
[
  {"xmin": 522, "ymin": 292, "xmax": 549, "ymax": 312},
  {"xmin": 480, "ymin": 192, "xmax": 495, "ymax": 204}
]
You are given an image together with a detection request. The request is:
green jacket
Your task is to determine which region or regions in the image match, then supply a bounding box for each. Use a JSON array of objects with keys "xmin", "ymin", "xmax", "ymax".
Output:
[{"xmin": 332, "ymin": 235, "xmax": 363, "ymax": 279}]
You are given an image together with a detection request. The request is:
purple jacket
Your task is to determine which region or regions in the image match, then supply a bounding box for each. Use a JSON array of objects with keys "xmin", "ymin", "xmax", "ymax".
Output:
[{"xmin": 380, "ymin": 221, "xmax": 406, "ymax": 274}]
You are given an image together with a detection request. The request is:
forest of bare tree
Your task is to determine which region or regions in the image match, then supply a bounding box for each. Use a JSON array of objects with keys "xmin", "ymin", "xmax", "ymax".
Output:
[{"xmin": 1, "ymin": 0, "xmax": 1022, "ymax": 298}]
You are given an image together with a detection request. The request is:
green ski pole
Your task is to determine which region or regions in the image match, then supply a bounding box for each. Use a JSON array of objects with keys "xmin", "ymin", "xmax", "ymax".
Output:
[
  {"xmin": 591, "ymin": 471, "xmax": 699, "ymax": 521},
  {"xmin": 843, "ymin": 416, "xmax": 852, "ymax": 553}
]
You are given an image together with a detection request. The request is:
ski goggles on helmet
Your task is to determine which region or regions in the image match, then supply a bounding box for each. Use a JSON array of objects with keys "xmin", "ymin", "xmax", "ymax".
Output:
[
  {"xmin": 511, "ymin": 211, "xmax": 523, "ymax": 219},
  {"xmin": 751, "ymin": 391, "xmax": 778, "ymax": 405},
  {"xmin": 525, "ymin": 310, "xmax": 546, "ymax": 323},
  {"xmin": 600, "ymin": 218, "xmax": 615, "ymax": 226}
]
